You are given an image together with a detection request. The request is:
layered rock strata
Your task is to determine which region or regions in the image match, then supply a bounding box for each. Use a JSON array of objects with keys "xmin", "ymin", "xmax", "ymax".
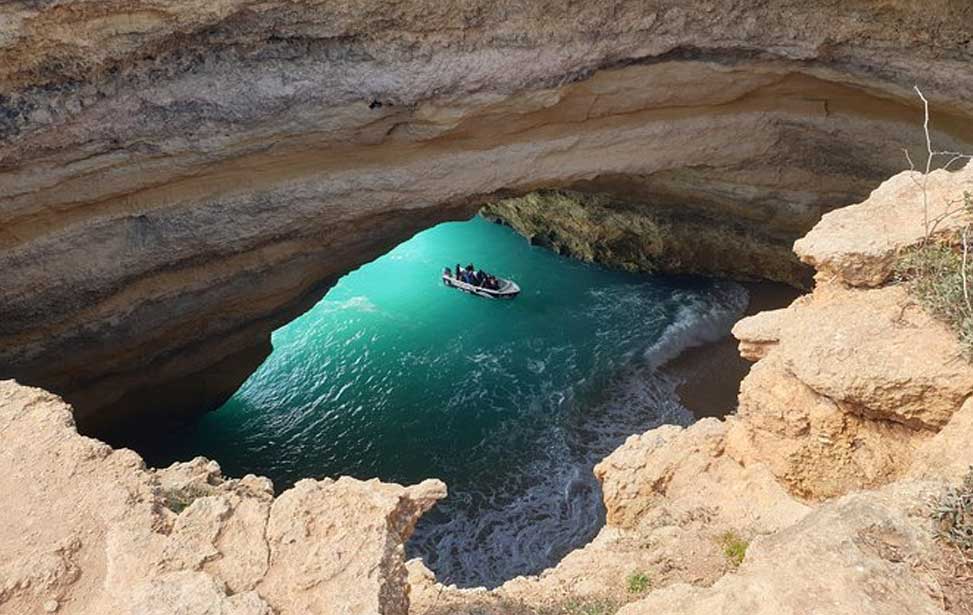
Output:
[
  {"xmin": 5, "ymin": 164, "xmax": 973, "ymax": 614},
  {"xmin": 4, "ymin": 1, "xmax": 973, "ymax": 424}
]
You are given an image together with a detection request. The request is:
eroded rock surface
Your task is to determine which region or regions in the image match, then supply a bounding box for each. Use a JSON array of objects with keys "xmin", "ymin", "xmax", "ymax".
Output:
[
  {"xmin": 4, "ymin": 1, "xmax": 973, "ymax": 424},
  {"xmin": 729, "ymin": 284, "xmax": 973, "ymax": 499},
  {"xmin": 729, "ymin": 165, "xmax": 973, "ymax": 501},
  {"xmin": 594, "ymin": 419, "xmax": 808, "ymax": 532},
  {"xmin": 0, "ymin": 380, "xmax": 445, "ymax": 615},
  {"xmin": 410, "ymin": 163, "xmax": 973, "ymax": 615},
  {"xmin": 608, "ymin": 164, "xmax": 973, "ymax": 612},
  {"xmin": 796, "ymin": 163, "xmax": 973, "ymax": 287},
  {"xmin": 617, "ymin": 481, "xmax": 956, "ymax": 615},
  {"xmin": 909, "ymin": 398, "xmax": 973, "ymax": 482},
  {"xmin": 7, "ymin": 6, "xmax": 973, "ymax": 614},
  {"xmin": 739, "ymin": 284, "xmax": 973, "ymax": 431},
  {"xmin": 4, "ymin": 163, "xmax": 973, "ymax": 615}
]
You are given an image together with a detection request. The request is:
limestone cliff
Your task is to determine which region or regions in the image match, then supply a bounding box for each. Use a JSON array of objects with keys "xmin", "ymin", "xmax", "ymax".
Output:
[
  {"xmin": 4, "ymin": 1, "xmax": 973, "ymax": 425},
  {"xmin": 408, "ymin": 164, "xmax": 973, "ymax": 614},
  {"xmin": 609, "ymin": 163, "xmax": 973, "ymax": 615},
  {"xmin": 5, "ymin": 163, "xmax": 973, "ymax": 614}
]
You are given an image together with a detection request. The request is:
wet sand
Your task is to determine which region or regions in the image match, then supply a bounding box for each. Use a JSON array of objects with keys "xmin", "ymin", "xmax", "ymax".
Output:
[{"xmin": 663, "ymin": 281, "xmax": 804, "ymax": 420}]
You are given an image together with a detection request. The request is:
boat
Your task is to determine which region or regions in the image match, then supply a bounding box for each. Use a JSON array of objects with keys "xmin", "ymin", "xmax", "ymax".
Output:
[{"xmin": 442, "ymin": 272, "xmax": 521, "ymax": 299}]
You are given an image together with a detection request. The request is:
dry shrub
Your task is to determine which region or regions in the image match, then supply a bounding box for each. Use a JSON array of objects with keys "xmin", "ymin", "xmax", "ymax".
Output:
[{"xmin": 933, "ymin": 467, "xmax": 973, "ymax": 553}]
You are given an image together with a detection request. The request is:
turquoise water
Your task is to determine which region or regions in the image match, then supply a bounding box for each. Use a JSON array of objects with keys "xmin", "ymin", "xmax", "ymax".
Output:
[{"xmin": 134, "ymin": 216, "xmax": 747, "ymax": 587}]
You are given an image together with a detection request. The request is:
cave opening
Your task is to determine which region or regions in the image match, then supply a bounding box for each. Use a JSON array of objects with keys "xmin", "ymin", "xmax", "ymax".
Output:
[{"xmin": 86, "ymin": 212, "xmax": 796, "ymax": 588}]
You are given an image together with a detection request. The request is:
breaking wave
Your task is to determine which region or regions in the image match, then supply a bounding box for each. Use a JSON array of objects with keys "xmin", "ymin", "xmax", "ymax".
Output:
[{"xmin": 407, "ymin": 280, "xmax": 749, "ymax": 587}]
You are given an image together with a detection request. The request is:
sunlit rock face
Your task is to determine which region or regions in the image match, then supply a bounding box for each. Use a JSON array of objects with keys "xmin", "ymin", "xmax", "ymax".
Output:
[
  {"xmin": 3, "ymin": 0, "xmax": 973, "ymax": 424},
  {"xmin": 0, "ymin": 380, "xmax": 445, "ymax": 615}
]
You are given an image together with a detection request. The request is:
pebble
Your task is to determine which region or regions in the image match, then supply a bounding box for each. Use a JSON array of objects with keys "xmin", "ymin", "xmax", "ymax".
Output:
[{"xmin": 43, "ymin": 600, "xmax": 59, "ymax": 613}]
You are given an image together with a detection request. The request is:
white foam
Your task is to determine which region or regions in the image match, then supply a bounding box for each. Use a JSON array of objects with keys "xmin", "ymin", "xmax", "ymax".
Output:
[
  {"xmin": 408, "ymin": 281, "xmax": 749, "ymax": 588},
  {"xmin": 327, "ymin": 295, "xmax": 378, "ymax": 312},
  {"xmin": 642, "ymin": 283, "xmax": 749, "ymax": 370}
]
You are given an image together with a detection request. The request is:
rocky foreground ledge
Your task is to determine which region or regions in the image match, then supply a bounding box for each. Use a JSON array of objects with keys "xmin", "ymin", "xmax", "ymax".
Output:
[
  {"xmin": 4, "ymin": 167, "xmax": 973, "ymax": 614},
  {"xmin": 0, "ymin": 381, "xmax": 446, "ymax": 614}
]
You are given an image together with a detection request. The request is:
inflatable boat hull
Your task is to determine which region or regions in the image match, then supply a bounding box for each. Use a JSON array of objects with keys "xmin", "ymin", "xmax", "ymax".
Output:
[{"xmin": 442, "ymin": 275, "xmax": 520, "ymax": 299}]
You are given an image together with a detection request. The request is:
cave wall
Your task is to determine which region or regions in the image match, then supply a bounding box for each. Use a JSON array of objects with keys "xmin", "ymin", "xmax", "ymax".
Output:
[
  {"xmin": 481, "ymin": 189, "xmax": 816, "ymax": 287},
  {"xmin": 3, "ymin": 0, "xmax": 973, "ymax": 424}
]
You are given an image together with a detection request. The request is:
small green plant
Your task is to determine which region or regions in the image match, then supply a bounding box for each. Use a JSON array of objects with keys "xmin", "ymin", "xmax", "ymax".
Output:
[
  {"xmin": 931, "ymin": 466, "xmax": 973, "ymax": 552},
  {"xmin": 719, "ymin": 530, "xmax": 749, "ymax": 568},
  {"xmin": 895, "ymin": 218, "xmax": 973, "ymax": 358},
  {"xmin": 625, "ymin": 570, "xmax": 650, "ymax": 594},
  {"xmin": 160, "ymin": 484, "xmax": 215, "ymax": 514},
  {"xmin": 558, "ymin": 598, "xmax": 620, "ymax": 615}
]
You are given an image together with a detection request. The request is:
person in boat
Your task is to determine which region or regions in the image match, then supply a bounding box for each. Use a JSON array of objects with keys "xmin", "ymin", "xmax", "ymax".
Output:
[
  {"xmin": 443, "ymin": 266, "xmax": 452, "ymax": 281},
  {"xmin": 455, "ymin": 264, "xmax": 462, "ymax": 279}
]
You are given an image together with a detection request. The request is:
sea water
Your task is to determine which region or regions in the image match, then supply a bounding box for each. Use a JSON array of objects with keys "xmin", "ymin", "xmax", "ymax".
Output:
[{"xmin": 134, "ymin": 215, "xmax": 748, "ymax": 588}]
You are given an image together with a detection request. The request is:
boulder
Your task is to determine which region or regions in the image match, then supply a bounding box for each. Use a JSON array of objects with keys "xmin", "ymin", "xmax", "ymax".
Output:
[
  {"xmin": 728, "ymin": 354, "xmax": 925, "ymax": 500},
  {"xmin": 795, "ymin": 163, "xmax": 973, "ymax": 287},
  {"xmin": 594, "ymin": 419, "xmax": 809, "ymax": 535},
  {"xmin": 734, "ymin": 284, "xmax": 973, "ymax": 431}
]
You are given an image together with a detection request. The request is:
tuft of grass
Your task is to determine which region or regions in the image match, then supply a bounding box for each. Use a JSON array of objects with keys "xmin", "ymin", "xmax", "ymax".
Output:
[
  {"xmin": 896, "ymin": 242, "xmax": 973, "ymax": 355},
  {"xmin": 557, "ymin": 598, "xmax": 620, "ymax": 615},
  {"xmin": 719, "ymin": 531, "xmax": 749, "ymax": 568},
  {"xmin": 160, "ymin": 484, "xmax": 215, "ymax": 514},
  {"xmin": 931, "ymin": 466, "xmax": 973, "ymax": 552},
  {"xmin": 625, "ymin": 571, "xmax": 650, "ymax": 594},
  {"xmin": 894, "ymin": 192, "xmax": 973, "ymax": 357}
]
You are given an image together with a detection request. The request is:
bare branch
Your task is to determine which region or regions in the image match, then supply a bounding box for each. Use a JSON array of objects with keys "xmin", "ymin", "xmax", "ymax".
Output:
[
  {"xmin": 915, "ymin": 86, "xmax": 933, "ymax": 157},
  {"xmin": 904, "ymin": 148, "xmax": 917, "ymax": 172},
  {"xmin": 915, "ymin": 85, "xmax": 934, "ymax": 239},
  {"xmin": 941, "ymin": 153, "xmax": 973, "ymax": 172},
  {"xmin": 903, "ymin": 148, "xmax": 927, "ymax": 191},
  {"xmin": 963, "ymin": 228, "xmax": 972, "ymax": 315}
]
